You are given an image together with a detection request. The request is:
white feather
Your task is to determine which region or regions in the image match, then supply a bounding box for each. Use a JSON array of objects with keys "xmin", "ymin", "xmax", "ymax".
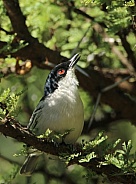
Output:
[{"xmin": 34, "ymin": 69, "xmax": 84, "ymax": 144}]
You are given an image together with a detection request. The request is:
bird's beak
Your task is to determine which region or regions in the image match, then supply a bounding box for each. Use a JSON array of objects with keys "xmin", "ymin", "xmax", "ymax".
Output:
[{"xmin": 69, "ymin": 53, "xmax": 81, "ymax": 68}]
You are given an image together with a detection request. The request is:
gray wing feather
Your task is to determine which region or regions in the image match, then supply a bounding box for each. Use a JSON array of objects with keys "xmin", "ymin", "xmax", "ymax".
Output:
[{"xmin": 27, "ymin": 100, "xmax": 44, "ymax": 131}]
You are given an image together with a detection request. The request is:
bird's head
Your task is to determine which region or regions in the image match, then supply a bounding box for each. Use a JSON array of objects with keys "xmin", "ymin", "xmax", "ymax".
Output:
[{"xmin": 44, "ymin": 53, "xmax": 80, "ymax": 97}]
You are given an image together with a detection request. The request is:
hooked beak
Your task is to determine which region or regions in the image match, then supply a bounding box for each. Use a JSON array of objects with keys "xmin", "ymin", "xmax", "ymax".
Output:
[{"xmin": 69, "ymin": 53, "xmax": 81, "ymax": 68}]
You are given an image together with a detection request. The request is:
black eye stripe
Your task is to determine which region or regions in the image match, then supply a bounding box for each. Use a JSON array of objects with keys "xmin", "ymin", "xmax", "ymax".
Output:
[{"xmin": 44, "ymin": 62, "xmax": 70, "ymax": 97}]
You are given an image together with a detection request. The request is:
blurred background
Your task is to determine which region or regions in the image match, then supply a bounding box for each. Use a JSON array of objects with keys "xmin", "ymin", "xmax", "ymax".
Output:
[{"xmin": 0, "ymin": 0, "xmax": 136, "ymax": 183}]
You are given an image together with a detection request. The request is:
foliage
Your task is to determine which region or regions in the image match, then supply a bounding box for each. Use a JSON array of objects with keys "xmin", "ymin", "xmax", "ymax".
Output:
[
  {"xmin": 0, "ymin": 0, "xmax": 136, "ymax": 183},
  {"xmin": 1, "ymin": 165, "xmax": 19, "ymax": 184},
  {"xmin": 0, "ymin": 88, "xmax": 21, "ymax": 119},
  {"xmin": 59, "ymin": 132, "xmax": 136, "ymax": 182},
  {"xmin": 64, "ymin": 132, "xmax": 136, "ymax": 172}
]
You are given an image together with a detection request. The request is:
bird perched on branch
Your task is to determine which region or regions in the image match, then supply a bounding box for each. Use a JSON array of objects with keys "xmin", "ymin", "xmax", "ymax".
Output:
[{"xmin": 20, "ymin": 53, "xmax": 84, "ymax": 175}]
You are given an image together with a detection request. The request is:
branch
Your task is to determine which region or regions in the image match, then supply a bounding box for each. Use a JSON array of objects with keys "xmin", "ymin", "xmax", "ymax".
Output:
[
  {"xmin": 72, "ymin": 7, "xmax": 135, "ymax": 75},
  {"xmin": 0, "ymin": 27, "xmax": 14, "ymax": 35},
  {"xmin": 0, "ymin": 118, "xmax": 69, "ymax": 156},
  {"xmin": 2, "ymin": 0, "xmax": 64, "ymax": 65},
  {"xmin": 76, "ymin": 68, "xmax": 136, "ymax": 124},
  {"xmin": 94, "ymin": 67, "xmax": 136, "ymax": 96},
  {"xmin": 2, "ymin": 0, "xmax": 32, "ymax": 41},
  {"xmin": 0, "ymin": 118, "xmax": 136, "ymax": 184},
  {"xmin": 118, "ymin": 31, "xmax": 136, "ymax": 69},
  {"xmin": 83, "ymin": 112, "xmax": 123, "ymax": 133},
  {"xmin": 92, "ymin": 24, "xmax": 135, "ymax": 74}
]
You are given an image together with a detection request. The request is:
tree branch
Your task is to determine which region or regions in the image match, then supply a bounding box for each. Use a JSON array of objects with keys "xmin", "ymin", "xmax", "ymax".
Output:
[
  {"xmin": 2, "ymin": 0, "xmax": 64, "ymax": 65},
  {"xmin": 0, "ymin": 118, "xmax": 136, "ymax": 184},
  {"xmin": 83, "ymin": 111, "xmax": 123, "ymax": 133},
  {"xmin": 3, "ymin": 0, "xmax": 33, "ymax": 41},
  {"xmin": 76, "ymin": 68, "xmax": 136, "ymax": 124},
  {"xmin": 0, "ymin": 27, "xmax": 14, "ymax": 35},
  {"xmin": 118, "ymin": 31, "xmax": 136, "ymax": 69}
]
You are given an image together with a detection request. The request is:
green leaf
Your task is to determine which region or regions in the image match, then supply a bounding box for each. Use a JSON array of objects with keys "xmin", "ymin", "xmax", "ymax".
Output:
[{"xmin": 79, "ymin": 152, "xmax": 96, "ymax": 163}]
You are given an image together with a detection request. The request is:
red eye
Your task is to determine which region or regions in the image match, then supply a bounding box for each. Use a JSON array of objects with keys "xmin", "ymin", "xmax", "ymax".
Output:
[{"xmin": 57, "ymin": 69, "xmax": 65, "ymax": 75}]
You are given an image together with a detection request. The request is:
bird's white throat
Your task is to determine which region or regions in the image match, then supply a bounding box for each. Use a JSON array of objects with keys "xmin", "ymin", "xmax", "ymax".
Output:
[{"xmin": 38, "ymin": 69, "xmax": 84, "ymax": 143}]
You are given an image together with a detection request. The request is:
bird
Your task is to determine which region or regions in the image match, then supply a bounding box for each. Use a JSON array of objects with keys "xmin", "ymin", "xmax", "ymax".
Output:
[{"xmin": 20, "ymin": 53, "xmax": 84, "ymax": 176}]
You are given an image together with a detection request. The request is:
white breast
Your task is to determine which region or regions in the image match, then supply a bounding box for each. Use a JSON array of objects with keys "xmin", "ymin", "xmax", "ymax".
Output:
[{"xmin": 34, "ymin": 69, "xmax": 84, "ymax": 144}]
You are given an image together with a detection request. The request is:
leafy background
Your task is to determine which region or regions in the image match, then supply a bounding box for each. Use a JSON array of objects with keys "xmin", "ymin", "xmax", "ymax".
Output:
[{"xmin": 0, "ymin": 0, "xmax": 136, "ymax": 183}]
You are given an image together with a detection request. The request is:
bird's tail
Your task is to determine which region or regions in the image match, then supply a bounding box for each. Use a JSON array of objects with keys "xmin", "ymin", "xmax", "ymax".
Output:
[{"xmin": 20, "ymin": 153, "xmax": 40, "ymax": 176}]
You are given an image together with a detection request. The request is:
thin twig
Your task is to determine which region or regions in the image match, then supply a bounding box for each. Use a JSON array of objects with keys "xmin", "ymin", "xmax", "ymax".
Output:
[
  {"xmin": 101, "ymin": 75, "xmax": 131, "ymax": 93},
  {"xmin": 71, "ymin": 24, "xmax": 92, "ymax": 57},
  {"xmin": 88, "ymin": 75, "xmax": 132, "ymax": 131},
  {"xmin": 0, "ymin": 119, "xmax": 136, "ymax": 183},
  {"xmin": 88, "ymin": 93, "xmax": 101, "ymax": 130}
]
